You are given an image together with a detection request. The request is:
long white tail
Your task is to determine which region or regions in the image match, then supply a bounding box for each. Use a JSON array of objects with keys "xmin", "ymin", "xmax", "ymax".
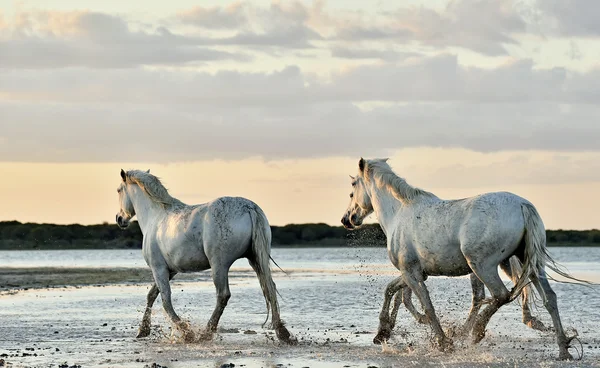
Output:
[
  {"xmin": 248, "ymin": 206, "xmax": 280, "ymax": 328},
  {"xmin": 513, "ymin": 203, "xmax": 591, "ymax": 299}
]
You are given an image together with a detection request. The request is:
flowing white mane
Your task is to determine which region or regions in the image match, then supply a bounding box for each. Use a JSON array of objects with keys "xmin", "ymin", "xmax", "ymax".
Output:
[
  {"xmin": 125, "ymin": 170, "xmax": 184, "ymax": 208},
  {"xmin": 365, "ymin": 159, "xmax": 437, "ymax": 205}
]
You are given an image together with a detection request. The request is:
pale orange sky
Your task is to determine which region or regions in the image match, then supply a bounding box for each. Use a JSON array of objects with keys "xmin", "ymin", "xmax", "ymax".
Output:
[{"xmin": 1, "ymin": 148, "xmax": 598, "ymax": 229}]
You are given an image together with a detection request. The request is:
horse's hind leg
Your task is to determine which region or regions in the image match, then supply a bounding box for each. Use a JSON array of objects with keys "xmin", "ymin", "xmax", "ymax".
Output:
[
  {"xmin": 500, "ymin": 258, "xmax": 548, "ymax": 332},
  {"xmin": 530, "ymin": 270, "xmax": 574, "ymax": 360},
  {"xmin": 470, "ymin": 266, "xmax": 512, "ymax": 344},
  {"xmin": 374, "ymin": 277, "xmax": 406, "ymax": 344},
  {"xmin": 248, "ymin": 258, "xmax": 295, "ymax": 344},
  {"xmin": 461, "ymin": 273, "xmax": 486, "ymax": 335},
  {"xmin": 204, "ymin": 265, "xmax": 231, "ymax": 337}
]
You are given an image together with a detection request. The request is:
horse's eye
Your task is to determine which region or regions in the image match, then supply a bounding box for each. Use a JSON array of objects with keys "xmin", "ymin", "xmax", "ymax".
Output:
[{"xmin": 350, "ymin": 193, "xmax": 354, "ymax": 198}]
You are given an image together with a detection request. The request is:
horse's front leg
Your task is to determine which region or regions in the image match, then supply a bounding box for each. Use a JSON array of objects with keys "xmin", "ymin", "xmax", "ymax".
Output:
[
  {"xmin": 137, "ymin": 272, "xmax": 177, "ymax": 338},
  {"xmin": 152, "ymin": 267, "xmax": 194, "ymax": 342},
  {"xmin": 137, "ymin": 283, "xmax": 160, "ymax": 338},
  {"xmin": 374, "ymin": 277, "xmax": 405, "ymax": 344},
  {"xmin": 403, "ymin": 269, "xmax": 454, "ymax": 352},
  {"xmin": 400, "ymin": 287, "xmax": 428, "ymax": 325}
]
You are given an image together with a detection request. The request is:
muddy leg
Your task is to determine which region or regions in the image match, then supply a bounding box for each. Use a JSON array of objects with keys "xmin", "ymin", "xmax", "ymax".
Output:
[
  {"xmin": 471, "ymin": 270, "xmax": 511, "ymax": 344},
  {"xmin": 153, "ymin": 266, "xmax": 194, "ymax": 342},
  {"xmin": 530, "ymin": 270, "xmax": 574, "ymax": 360},
  {"xmin": 374, "ymin": 277, "xmax": 405, "ymax": 344},
  {"xmin": 501, "ymin": 258, "xmax": 548, "ymax": 332},
  {"xmin": 137, "ymin": 284, "xmax": 159, "ymax": 338},
  {"xmin": 400, "ymin": 287, "xmax": 428, "ymax": 325},
  {"xmin": 203, "ymin": 266, "xmax": 231, "ymax": 340},
  {"xmin": 461, "ymin": 273, "xmax": 485, "ymax": 335},
  {"xmin": 138, "ymin": 272, "xmax": 177, "ymax": 338},
  {"xmin": 404, "ymin": 272, "xmax": 453, "ymax": 352},
  {"xmin": 248, "ymin": 259, "xmax": 295, "ymax": 344}
]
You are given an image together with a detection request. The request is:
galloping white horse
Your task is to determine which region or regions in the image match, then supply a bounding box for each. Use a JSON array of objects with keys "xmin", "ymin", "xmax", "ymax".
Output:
[
  {"xmin": 115, "ymin": 169, "xmax": 295, "ymax": 344},
  {"xmin": 341, "ymin": 158, "xmax": 582, "ymax": 360}
]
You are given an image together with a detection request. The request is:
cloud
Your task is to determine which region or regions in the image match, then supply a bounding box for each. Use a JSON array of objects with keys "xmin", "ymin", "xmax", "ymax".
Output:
[
  {"xmin": 333, "ymin": 0, "xmax": 526, "ymax": 56},
  {"xmin": 1, "ymin": 96, "xmax": 599, "ymax": 163},
  {"xmin": 331, "ymin": 47, "xmax": 420, "ymax": 61},
  {"xmin": 176, "ymin": 1, "xmax": 323, "ymax": 49},
  {"xmin": 0, "ymin": 10, "xmax": 249, "ymax": 68},
  {"xmin": 5, "ymin": 54, "xmax": 597, "ymax": 105},
  {"xmin": 535, "ymin": 0, "xmax": 600, "ymax": 37},
  {"xmin": 175, "ymin": 0, "xmax": 529, "ymax": 57},
  {"xmin": 177, "ymin": 2, "xmax": 250, "ymax": 29}
]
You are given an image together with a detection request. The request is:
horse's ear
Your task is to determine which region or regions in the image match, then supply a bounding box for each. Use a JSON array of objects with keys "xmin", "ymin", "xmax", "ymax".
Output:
[
  {"xmin": 120, "ymin": 169, "xmax": 126, "ymax": 182},
  {"xmin": 383, "ymin": 158, "xmax": 389, "ymax": 163},
  {"xmin": 146, "ymin": 169, "xmax": 150, "ymax": 173},
  {"xmin": 349, "ymin": 175, "xmax": 355, "ymax": 180},
  {"xmin": 358, "ymin": 157, "xmax": 365, "ymax": 172}
]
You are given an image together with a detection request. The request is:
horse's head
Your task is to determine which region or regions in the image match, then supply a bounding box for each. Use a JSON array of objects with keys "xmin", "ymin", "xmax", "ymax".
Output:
[
  {"xmin": 341, "ymin": 158, "xmax": 373, "ymax": 229},
  {"xmin": 116, "ymin": 169, "xmax": 135, "ymax": 229}
]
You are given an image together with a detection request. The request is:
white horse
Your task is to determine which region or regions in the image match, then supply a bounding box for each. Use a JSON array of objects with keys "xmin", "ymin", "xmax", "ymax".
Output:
[
  {"xmin": 115, "ymin": 169, "xmax": 295, "ymax": 344},
  {"xmin": 350, "ymin": 182, "xmax": 548, "ymax": 338},
  {"xmin": 341, "ymin": 158, "xmax": 584, "ymax": 360}
]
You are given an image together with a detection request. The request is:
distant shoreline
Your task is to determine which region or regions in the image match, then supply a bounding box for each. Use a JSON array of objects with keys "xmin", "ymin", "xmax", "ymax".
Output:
[
  {"xmin": 1, "ymin": 220, "xmax": 598, "ymax": 250},
  {"xmin": 0, "ymin": 243, "xmax": 599, "ymax": 251}
]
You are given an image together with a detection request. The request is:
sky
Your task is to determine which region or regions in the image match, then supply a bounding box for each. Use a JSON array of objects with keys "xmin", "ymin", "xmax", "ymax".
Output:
[{"xmin": 1, "ymin": 0, "xmax": 599, "ymax": 229}]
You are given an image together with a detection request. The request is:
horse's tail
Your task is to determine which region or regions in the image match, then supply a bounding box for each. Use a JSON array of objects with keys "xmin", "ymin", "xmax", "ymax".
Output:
[
  {"xmin": 248, "ymin": 205, "xmax": 281, "ymax": 328},
  {"xmin": 512, "ymin": 203, "xmax": 591, "ymax": 299}
]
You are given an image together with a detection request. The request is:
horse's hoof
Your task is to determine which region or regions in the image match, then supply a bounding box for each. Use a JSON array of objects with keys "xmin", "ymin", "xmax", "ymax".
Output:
[
  {"xmin": 438, "ymin": 337, "xmax": 454, "ymax": 353},
  {"xmin": 281, "ymin": 335, "xmax": 298, "ymax": 346},
  {"xmin": 136, "ymin": 329, "xmax": 150, "ymax": 338},
  {"xmin": 472, "ymin": 329, "xmax": 485, "ymax": 344},
  {"xmin": 373, "ymin": 330, "xmax": 391, "ymax": 345},
  {"xmin": 558, "ymin": 351, "xmax": 573, "ymax": 361},
  {"xmin": 525, "ymin": 317, "xmax": 549, "ymax": 332}
]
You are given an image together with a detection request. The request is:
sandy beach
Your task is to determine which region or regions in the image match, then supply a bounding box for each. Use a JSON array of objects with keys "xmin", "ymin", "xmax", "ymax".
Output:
[{"xmin": 1, "ymin": 249, "xmax": 599, "ymax": 368}]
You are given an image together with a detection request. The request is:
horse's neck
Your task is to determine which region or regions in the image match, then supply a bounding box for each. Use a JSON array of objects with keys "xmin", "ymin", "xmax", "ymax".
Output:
[
  {"xmin": 129, "ymin": 185, "xmax": 165, "ymax": 234},
  {"xmin": 367, "ymin": 183, "xmax": 402, "ymax": 237}
]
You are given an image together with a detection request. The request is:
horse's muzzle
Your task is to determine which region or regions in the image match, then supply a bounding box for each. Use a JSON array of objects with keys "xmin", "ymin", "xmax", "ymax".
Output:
[
  {"xmin": 341, "ymin": 216, "xmax": 354, "ymax": 230},
  {"xmin": 116, "ymin": 214, "xmax": 130, "ymax": 229}
]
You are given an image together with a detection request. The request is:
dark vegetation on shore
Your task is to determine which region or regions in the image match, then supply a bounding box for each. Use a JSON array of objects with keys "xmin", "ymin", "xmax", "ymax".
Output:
[{"xmin": 0, "ymin": 220, "xmax": 598, "ymax": 250}]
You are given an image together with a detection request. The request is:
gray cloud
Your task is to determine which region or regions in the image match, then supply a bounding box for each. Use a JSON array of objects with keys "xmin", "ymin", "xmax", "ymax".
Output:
[
  {"xmin": 177, "ymin": 3, "xmax": 250, "ymax": 29},
  {"xmin": 0, "ymin": 11, "xmax": 249, "ymax": 68},
  {"xmin": 4, "ymin": 55, "xmax": 596, "ymax": 105},
  {"xmin": 1, "ymin": 98, "xmax": 599, "ymax": 163},
  {"xmin": 331, "ymin": 47, "xmax": 419, "ymax": 61},
  {"xmin": 333, "ymin": 0, "xmax": 526, "ymax": 56},
  {"xmin": 175, "ymin": 0, "xmax": 529, "ymax": 57},
  {"xmin": 536, "ymin": 0, "xmax": 600, "ymax": 37}
]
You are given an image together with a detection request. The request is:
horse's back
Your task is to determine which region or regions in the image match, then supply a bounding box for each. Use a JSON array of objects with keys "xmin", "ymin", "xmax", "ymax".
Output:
[
  {"xmin": 401, "ymin": 191, "xmax": 534, "ymax": 275},
  {"xmin": 202, "ymin": 196, "xmax": 261, "ymax": 264},
  {"xmin": 459, "ymin": 191, "xmax": 533, "ymax": 263}
]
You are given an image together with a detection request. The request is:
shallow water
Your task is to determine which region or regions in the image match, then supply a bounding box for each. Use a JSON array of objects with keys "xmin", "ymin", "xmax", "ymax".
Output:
[{"xmin": 1, "ymin": 247, "xmax": 599, "ymax": 367}]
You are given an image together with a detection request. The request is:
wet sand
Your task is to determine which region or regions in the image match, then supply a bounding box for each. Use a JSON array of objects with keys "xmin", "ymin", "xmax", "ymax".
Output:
[{"xmin": 1, "ymin": 265, "xmax": 599, "ymax": 368}]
